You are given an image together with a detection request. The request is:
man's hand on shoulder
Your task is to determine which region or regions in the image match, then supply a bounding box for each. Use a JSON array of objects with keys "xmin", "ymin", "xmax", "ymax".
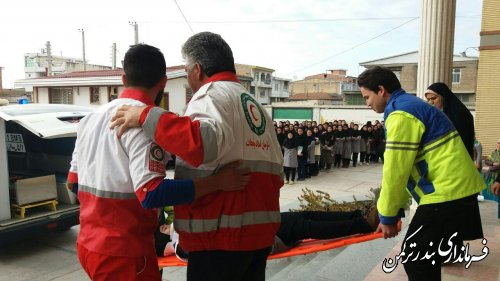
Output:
[{"xmin": 110, "ymin": 105, "xmax": 147, "ymax": 138}]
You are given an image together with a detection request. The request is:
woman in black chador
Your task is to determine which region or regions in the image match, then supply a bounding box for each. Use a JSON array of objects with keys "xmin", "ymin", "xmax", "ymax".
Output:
[
  {"xmin": 359, "ymin": 125, "xmax": 369, "ymax": 165},
  {"xmin": 320, "ymin": 126, "xmax": 334, "ymax": 171},
  {"xmin": 342, "ymin": 125, "xmax": 352, "ymax": 168},
  {"xmin": 351, "ymin": 124, "xmax": 361, "ymax": 167},
  {"xmin": 333, "ymin": 125, "xmax": 345, "ymax": 168},
  {"xmin": 425, "ymin": 82, "xmax": 475, "ymax": 158}
]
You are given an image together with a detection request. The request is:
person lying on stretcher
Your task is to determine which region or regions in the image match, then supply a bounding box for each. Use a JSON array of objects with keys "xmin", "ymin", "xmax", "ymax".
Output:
[{"xmin": 155, "ymin": 207, "xmax": 380, "ymax": 260}]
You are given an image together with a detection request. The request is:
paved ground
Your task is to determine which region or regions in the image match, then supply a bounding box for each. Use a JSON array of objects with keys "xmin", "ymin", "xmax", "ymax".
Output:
[{"xmin": 0, "ymin": 163, "xmax": 498, "ymax": 281}]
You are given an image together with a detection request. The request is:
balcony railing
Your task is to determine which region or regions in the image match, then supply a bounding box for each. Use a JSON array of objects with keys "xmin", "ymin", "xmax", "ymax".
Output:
[
  {"xmin": 270, "ymin": 91, "xmax": 290, "ymax": 98},
  {"xmin": 254, "ymin": 80, "xmax": 272, "ymax": 87},
  {"xmin": 341, "ymin": 83, "xmax": 359, "ymax": 92}
]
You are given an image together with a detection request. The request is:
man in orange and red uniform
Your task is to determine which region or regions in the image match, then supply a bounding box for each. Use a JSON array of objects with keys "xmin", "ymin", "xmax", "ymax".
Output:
[
  {"xmin": 68, "ymin": 44, "xmax": 249, "ymax": 281},
  {"xmin": 111, "ymin": 32, "xmax": 284, "ymax": 281}
]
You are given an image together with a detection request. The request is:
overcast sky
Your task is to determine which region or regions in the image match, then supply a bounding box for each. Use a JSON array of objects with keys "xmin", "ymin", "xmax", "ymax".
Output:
[{"xmin": 0, "ymin": 0, "xmax": 481, "ymax": 88}]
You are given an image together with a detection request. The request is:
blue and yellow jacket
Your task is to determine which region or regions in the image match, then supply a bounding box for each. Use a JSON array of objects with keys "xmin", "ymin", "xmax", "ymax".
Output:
[{"xmin": 378, "ymin": 89, "xmax": 484, "ymax": 225}]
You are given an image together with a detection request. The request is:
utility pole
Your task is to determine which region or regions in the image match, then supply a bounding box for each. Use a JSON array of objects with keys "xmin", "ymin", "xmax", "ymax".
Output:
[
  {"xmin": 46, "ymin": 41, "xmax": 52, "ymax": 76},
  {"xmin": 78, "ymin": 29, "xmax": 86, "ymax": 71},
  {"xmin": 129, "ymin": 21, "xmax": 139, "ymax": 45},
  {"xmin": 111, "ymin": 43, "xmax": 117, "ymax": 69}
]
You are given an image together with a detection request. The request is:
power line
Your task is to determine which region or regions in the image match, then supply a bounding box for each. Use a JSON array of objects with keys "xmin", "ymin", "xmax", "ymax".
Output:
[
  {"xmin": 191, "ymin": 17, "xmax": 416, "ymax": 23},
  {"xmin": 284, "ymin": 17, "xmax": 419, "ymax": 77},
  {"xmin": 158, "ymin": 15, "xmax": 478, "ymax": 24},
  {"xmin": 173, "ymin": 0, "xmax": 194, "ymax": 34}
]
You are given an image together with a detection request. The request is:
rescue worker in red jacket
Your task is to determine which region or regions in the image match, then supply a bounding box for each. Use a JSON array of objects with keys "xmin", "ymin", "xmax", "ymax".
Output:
[
  {"xmin": 68, "ymin": 44, "xmax": 249, "ymax": 281},
  {"xmin": 111, "ymin": 32, "xmax": 284, "ymax": 281}
]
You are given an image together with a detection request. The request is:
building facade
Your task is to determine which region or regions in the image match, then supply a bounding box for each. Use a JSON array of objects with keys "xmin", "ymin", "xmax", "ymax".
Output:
[
  {"xmin": 235, "ymin": 64, "xmax": 276, "ymax": 105},
  {"xmin": 475, "ymin": 0, "xmax": 500, "ymax": 154},
  {"xmin": 359, "ymin": 51, "xmax": 478, "ymax": 109},
  {"xmin": 14, "ymin": 66, "xmax": 256, "ymax": 115},
  {"xmin": 14, "ymin": 68, "xmax": 187, "ymax": 113},
  {"xmin": 24, "ymin": 53, "xmax": 113, "ymax": 79},
  {"xmin": 290, "ymin": 69, "xmax": 356, "ymax": 95},
  {"xmin": 270, "ymin": 76, "xmax": 291, "ymax": 103}
]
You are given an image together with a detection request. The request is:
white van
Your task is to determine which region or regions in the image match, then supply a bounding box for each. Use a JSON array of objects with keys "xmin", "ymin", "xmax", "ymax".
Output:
[{"xmin": 0, "ymin": 104, "xmax": 93, "ymax": 246}]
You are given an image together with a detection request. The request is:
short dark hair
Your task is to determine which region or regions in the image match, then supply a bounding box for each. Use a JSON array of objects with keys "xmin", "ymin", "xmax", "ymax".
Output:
[
  {"xmin": 357, "ymin": 66, "xmax": 401, "ymax": 93},
  {"xmin": 123, "ymin": 44, "xmax": 166, "ymax": 88},
  {"xmin": 182, "ymin": 32, "xmax": 236, "ymax": 77}
]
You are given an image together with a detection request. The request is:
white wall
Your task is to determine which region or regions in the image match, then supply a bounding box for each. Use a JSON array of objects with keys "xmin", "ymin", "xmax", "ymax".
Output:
[
  {"xmin": 37, "ymin": 88, "xmax": 50, "ymax": 104},
  {"xmin": 263, "ymin": 106, "xmax": 272, "ymax": 118},
  {"xmin": 267, "ymin": 105, "xmax": 383, "ymax": 124},
  {"xmin": 165, "ymin": 78, "xmax": 188, "ymax": 115},
  {"xmin": 36, "ymin": 86, "xmax": 109, "ymax": 107},
  {"xmin": 319, "ymin": 108, "xmax": 383, "ymax": 124},
  {"xmin": 255, "ymin": 88, "xmax": 271, "ymax": 105},
  {"xmin": 99, "ymin": 87, "xmax": 109, "ymax": 105},
  {"xmin": 74, "ymin": 87, "xmax": 90, "ymax": 106}
]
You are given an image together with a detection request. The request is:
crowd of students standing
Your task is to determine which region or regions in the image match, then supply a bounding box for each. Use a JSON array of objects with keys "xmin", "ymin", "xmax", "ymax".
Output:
[{"xmin": 275, "ymin": 119, "xmax": 386, "ymax": 184}]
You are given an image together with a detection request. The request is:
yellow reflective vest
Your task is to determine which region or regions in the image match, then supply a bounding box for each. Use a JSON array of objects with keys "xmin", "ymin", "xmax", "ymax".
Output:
[{"xmin": 378, "ymin": 89, "xmax": 484, "ymax": 225}]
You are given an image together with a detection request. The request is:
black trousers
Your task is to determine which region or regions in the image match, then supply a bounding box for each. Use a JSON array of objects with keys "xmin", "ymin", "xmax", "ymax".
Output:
[
  {"xmin": 297, "ymin": 162, "xmax": 307, "ymax": 179},
  {"xmin": 277, "ymin": 211, "xmax": 372, "ymax": 246},
  {"xmin": 352, "ymin": 152, "xmax": 359, "ymax": 166},
  {"xmin": 308, "ymin": 163, "xmax": 318, "ymax": 176},
  {"xmin": 283, "ymin": 167, "xmax": 296, "ymax": 181},
  {"xmin": 402, "ymin": 195, "xmax": 483, "ymax": 281},
  {"xmin": 360, "ymin": 152, "xmax": 366, "ymax": 163},
  {"xmin": 320, "ymin": 160, "xmax": 332, "ymax": 170},
  {"xmin": 187, "ymin": 247, "xmax": 271, "ymax": 281},
  {"xmin": 334, "ymin": 154, "xmax": 342, "ymax": 167}
]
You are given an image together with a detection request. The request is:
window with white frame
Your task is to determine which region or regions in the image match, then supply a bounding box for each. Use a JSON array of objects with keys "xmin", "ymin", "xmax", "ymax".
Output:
[
  {"xmin": 452, "ymin": 68, "xmax": 461, "ymax": 84},
  {"xmin": 274, "ymin": 83, "xmax": 279, "ymax": 91}
]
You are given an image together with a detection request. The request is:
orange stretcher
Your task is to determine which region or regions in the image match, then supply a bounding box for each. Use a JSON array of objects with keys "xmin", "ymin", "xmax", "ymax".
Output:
[{"xmin": 158, "ymin": 221, "xmax": 402, "ymax": 268}]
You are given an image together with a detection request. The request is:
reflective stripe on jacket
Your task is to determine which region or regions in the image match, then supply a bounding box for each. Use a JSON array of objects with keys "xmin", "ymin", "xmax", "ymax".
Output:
[
  {"xmin": 378, "ymin": 89, "xmax": 484, "ymax": 225},
  {"xmin": 143, "ymin": 73, "xmax": 284, "ymax": 252}
]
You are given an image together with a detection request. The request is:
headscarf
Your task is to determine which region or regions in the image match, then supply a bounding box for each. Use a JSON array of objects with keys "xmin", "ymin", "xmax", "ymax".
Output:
[
  {"xmin": 360, "ymin": 126, "xmax": 368, "ymax": 139},
  {"xmin": 305, "ymin": 130, "xmax": 315, "ymax": 146},
  {"xmin": 427, "ymin": 82, "xmax": 475, "ymax": 158},
  {"xmin": 283, "ymin": 134, "xmax": 297, "ymax": 149},
  {"xmin": 352, "ymin": 126, "xmax": 360, "ymax": 138}
]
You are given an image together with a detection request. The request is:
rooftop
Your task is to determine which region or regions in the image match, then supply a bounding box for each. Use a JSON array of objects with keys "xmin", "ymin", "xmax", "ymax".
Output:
[
  {"xmin": 289, "ymin": 92, "xmax": 343, "ymax": 100},
  {"xmin": 360, "ymin": 50, "xmax": 479, "ymax": 66}
]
